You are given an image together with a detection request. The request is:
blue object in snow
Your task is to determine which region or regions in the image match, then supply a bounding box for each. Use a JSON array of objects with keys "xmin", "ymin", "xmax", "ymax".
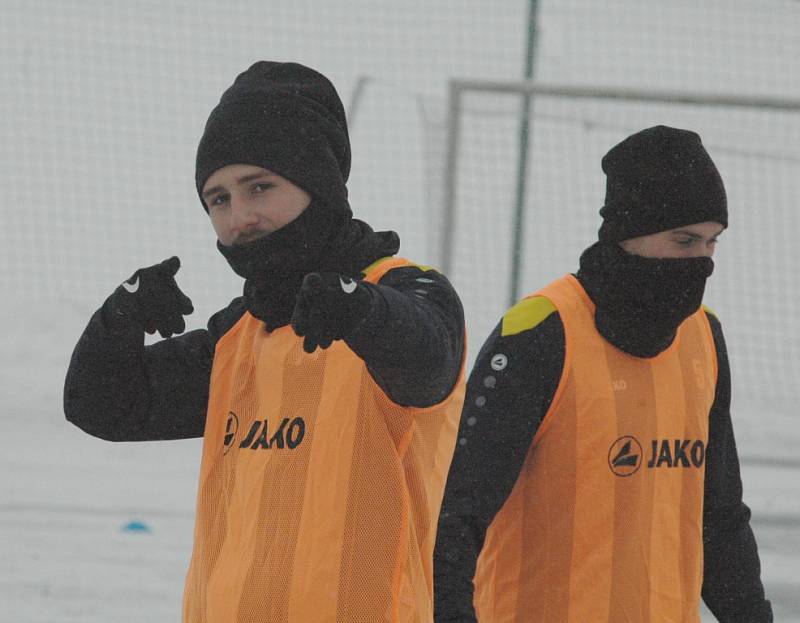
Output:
[{"xmin": 122, "ymin": 519, "xmax": 151, "ymax": 533}]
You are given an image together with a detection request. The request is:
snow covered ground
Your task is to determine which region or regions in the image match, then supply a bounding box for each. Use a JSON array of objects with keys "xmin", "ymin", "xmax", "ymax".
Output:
[
  {"xmin": 2, "ymin": 390, "xmax": 798, "ymax": 622},
  {"xmin": 3, "ymin": 453, "xmax": 799, "ymax": 622}
]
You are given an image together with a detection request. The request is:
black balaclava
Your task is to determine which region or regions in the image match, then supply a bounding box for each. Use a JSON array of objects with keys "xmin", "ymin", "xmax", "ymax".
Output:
[
  {"xmin": 577, "ymin": 125, "xmax": 726, "ymax": 358},
  {"xmin": 196, "ymin": 61, "xmax": 399, "ymax": 330}
]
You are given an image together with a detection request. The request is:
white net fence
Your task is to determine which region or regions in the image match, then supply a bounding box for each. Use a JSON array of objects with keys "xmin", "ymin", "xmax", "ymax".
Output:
[
  {"xmin": 443, "ymin": 87, "xmax": 800, "ymax": 414},
  {"xmin": 1, "ymin": 0, "xmax": 798, "ymax": 413}
]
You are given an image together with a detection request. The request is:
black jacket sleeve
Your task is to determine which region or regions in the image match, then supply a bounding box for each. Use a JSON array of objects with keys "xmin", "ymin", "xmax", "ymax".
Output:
[
  {"xmin": 701, "ymin": 312, "xmax": 773, "ymax": 622},
  {"xmin": 64, "ymin": 291, "xmax": 245, "ymax": 442},
  {"xmin": 433, "ymin": 312, "xmax": 565, "ymax": 622},
  {"xmin": 344, "ymin": 265, "xmax": 465, "ymax": 408}
]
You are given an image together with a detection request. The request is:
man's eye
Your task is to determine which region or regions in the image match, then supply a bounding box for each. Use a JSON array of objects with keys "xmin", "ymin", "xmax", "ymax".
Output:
[
  {"xmin": 252, "ymin": 183, "xmax": 273, "ymax": 193},
  {"xmin": 676, "ymin": 238, "xmax": 695, "ymax": 246},
  {"xmin": 209, "ymin": 194, "xmax": 229, "ymax": 207}
]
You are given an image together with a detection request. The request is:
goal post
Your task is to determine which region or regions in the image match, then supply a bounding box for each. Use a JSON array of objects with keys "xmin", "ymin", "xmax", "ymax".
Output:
[
  {"xmin": 440, "ymin": 78, "xmax": 800, "ymax": 413},
  {"xmin": 442, "ymin": 78, "xmax": 800, "ymax": 275}
]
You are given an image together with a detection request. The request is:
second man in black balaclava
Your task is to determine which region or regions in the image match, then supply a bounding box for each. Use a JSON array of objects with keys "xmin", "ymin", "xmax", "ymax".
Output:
[{"xmin": 435, "ymin": 125, "xmax": 772, "ymax": 623}]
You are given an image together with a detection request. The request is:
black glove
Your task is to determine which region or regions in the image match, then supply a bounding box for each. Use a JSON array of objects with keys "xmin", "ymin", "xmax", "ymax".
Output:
[
  {"xmin": 291, "ymin": 272, "xmax": 372, "ymax": 353},
  {"xmin": 113, "ymin": 256, "xmax": 194, "ymax": 338}
]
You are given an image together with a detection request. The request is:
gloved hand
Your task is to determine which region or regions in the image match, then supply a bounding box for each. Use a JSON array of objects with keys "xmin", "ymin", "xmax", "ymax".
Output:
[
  {"xmin": 113, "ymin": 256, "xmax": 194, "ymax": 338},
  {"xmin": 291, "ymin": 272, "xmax": 372, "ymax": 353}
]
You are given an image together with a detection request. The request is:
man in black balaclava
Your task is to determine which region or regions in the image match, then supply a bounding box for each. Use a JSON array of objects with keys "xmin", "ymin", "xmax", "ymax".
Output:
[
  {"xmin": 435, "ymin": 126, "xmax": 773, "ymax": 622},
  {"xmin": 64, "ymin": 61, "xmax": 466, "ymax": 622}
]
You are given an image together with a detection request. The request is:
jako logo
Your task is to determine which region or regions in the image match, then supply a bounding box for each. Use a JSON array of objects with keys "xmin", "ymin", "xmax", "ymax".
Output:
[
  {"xmin": 609, "ymin": 436, "xmax": 707, "ymax": 476},
  {"xmin": 236, "ymin": 417, "xmax": 306, "ymax": 450},
  {"xmin": 223, "ymin": 412, "xmax": 239, "ymax": 454},
  {"xmin": 608, "ymin": 436, "xmax": 643, "ymax": 477},
  {"xmin": 646, "ymin": 439, "xmax": 706, "ymax": 469}
]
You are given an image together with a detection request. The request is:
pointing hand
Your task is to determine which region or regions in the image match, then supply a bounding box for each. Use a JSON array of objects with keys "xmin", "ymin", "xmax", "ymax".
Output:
[
  {"xmin": 290, "ymin": 272, "xmax": 372, "ymax": 353},
  {"xmin": 114, "ymin": 256, "xmax": 194, "ymax": 338}
]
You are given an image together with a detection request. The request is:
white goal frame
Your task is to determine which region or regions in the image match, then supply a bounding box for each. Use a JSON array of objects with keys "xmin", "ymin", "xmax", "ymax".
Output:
[{"xmin": 440, "ymin": 79, "xmax": 800, "ymax": 281}]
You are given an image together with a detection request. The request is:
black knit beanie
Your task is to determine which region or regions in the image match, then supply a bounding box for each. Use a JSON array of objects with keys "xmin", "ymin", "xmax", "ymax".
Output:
[
  {"xmin": 598, "ymin": 125, "xmax": 727, "ymax": 242},
  {"xmin": 196, "ymin": 61, "xmax": 352, "ymax": 217}
]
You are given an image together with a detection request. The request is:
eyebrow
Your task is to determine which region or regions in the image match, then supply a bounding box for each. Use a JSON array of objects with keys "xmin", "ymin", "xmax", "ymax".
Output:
[
  {"xmin": 670, "ymin": 228, "xmax": 724, "ymax": 239},
  {"xmin": 202, "ymin": 172, "xmax": 275, "ymax": 200}
]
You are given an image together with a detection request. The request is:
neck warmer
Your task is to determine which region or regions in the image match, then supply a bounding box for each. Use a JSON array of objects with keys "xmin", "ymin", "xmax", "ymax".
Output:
[
  {"xmin": 217, "ymin": 200, "xmax": 400, "ymax": 331},
  {"xmin": 576, "ymin": 242, "xmax": 714, "ymax": 358}
]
